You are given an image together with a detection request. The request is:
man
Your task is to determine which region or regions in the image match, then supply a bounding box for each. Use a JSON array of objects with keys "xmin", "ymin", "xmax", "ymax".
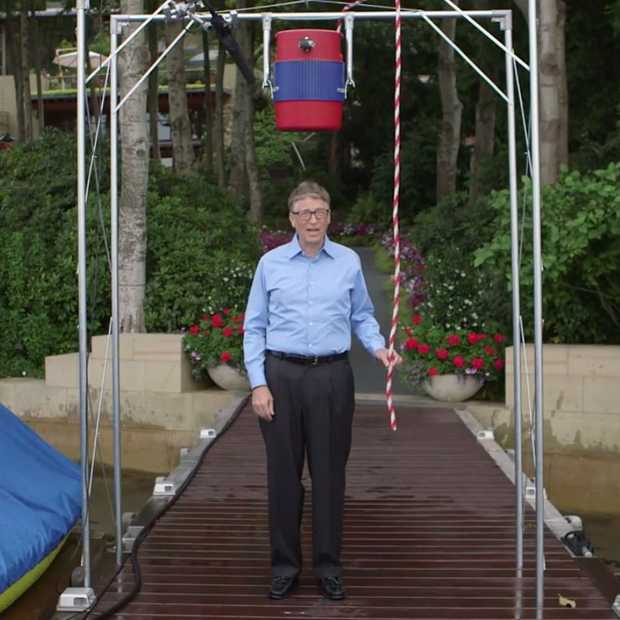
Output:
[{"xmin": 243, "ymin": 180, "xmax": 401, "ymax": 601}]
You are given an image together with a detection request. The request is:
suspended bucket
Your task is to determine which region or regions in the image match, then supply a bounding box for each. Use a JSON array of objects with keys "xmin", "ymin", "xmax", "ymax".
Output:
[{"xmin": 273, "ymin": 29, "xmax": 345, "ymax": 132}]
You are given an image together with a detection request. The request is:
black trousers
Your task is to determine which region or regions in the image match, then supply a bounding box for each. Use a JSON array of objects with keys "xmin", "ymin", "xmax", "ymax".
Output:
[{"xmin": 259, "ymin": 354, "xmax": 355, "ymax": 578}]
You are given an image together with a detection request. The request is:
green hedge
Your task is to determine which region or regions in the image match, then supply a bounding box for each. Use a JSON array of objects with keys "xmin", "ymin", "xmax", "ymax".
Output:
[
  {"xmin": 409, "ymin": 164, "xmax": 620, "ymax": 345},
  {"xmin": 0, "ymin": 131, "xmax": 260, "ymax": 377}
]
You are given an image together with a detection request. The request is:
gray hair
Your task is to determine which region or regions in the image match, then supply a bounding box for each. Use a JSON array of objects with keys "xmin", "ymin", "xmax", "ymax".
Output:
[{"xmin": 287, "ymin": 180, "xmax": 331, "ymax": 211}]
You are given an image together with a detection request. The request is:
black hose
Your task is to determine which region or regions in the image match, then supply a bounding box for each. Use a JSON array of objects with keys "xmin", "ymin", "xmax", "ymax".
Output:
[{"xmin": 82, "ymin": 395, "xmax": 249, "ymax": 619}]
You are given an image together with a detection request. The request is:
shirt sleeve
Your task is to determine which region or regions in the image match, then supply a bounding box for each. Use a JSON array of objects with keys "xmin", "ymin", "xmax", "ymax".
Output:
[
  {"xmin": 350, "ymin": 256, "xmax": 386, "ymax": 356},
  {"xmin": 243, "ymin": 258, "xmax": 269, "ymax": 389}
]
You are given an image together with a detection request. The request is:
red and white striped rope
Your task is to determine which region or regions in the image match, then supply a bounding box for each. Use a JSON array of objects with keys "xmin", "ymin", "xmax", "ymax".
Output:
[{"xmin": 385, "ymin": 0, "xmax": 402, "ymax": 432}]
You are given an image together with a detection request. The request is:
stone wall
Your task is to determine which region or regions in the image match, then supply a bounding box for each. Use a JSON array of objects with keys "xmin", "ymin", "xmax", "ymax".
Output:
[
  {"xmin": 466, "ymin": 344, "xmax": 620, "ymax": 514},
  {"xmin": 0, "ymin": 334, "xmax": 246, "ymax": 472}
]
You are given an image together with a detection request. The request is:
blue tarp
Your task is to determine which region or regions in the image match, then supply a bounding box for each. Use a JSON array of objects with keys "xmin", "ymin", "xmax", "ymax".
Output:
[{"xmin": 0, "ymin": 403, "xmax": 81, "ymax": 592}]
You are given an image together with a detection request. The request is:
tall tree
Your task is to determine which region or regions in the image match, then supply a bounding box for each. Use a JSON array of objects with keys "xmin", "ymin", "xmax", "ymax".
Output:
[
  {"xmin": 513, "ymin": 0, "xmax": 568, "ymax": 185},
  {"xmin": 118, "ymin": 0, "xmax": 150, "ymax": 332},
  {"xmin": 227, "ymin": 20, "xmax": 248, "ymax": 199},
  {"xmin": 147, "ymin": 4, "xmax": 160, "ymax": 161},
  {"xmin": 228, "ymin": 15, "xmax": 262, "ymax": 221},
  {"xmin": 201, "ymin": 29, "xmax": 214, "ymax": 173},
  {"xmin": 165, "ymin": 20, "xmax": 194, "ymax": 173},
  {"xmin": 18, "ymin": 5, "xmax": 32, "ymax": 141},
  {"xmin": 214, "ymin": 39, "xmax": 226, "ymax": 188},
  {"xmin": 436, "ymin": 4, "xmax": 463, "ymax": 201},
  {"xmin": 468, "ymin": 30, "xmax": 497, "ymax": 204},
  {"xmin": 31, "ymin": 8, "xmax": 44, "ymax": 133}
]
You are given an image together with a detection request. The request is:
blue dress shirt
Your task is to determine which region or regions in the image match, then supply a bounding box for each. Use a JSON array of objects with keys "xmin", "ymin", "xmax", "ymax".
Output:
[{"xmin": 243, "ymin": 235, "xmax": 385, "ymax": 389}]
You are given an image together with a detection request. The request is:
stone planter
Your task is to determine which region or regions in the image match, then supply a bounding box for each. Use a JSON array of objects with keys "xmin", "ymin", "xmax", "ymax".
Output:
[
  {"xmin": 423, "ymin": 374, "xmax": 483, "ymax": 402},
  {"xmin": 207, "ymin": 365, "xmax": 250, "ymax": 391}
]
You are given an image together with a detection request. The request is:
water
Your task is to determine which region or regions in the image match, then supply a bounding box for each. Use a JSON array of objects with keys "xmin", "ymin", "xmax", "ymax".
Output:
[{"xmin": 2, "ymin": 467, "xmax": 159, "ymax": 620}]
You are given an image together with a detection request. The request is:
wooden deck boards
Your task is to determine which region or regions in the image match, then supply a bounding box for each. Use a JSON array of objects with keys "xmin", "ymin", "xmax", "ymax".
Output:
[{"xmin": 91, "ymin": 402, "xmax": 619, "ymax": 619}]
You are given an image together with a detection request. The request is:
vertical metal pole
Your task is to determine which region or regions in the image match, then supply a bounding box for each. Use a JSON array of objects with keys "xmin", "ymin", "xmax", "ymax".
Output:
[
  {"xmin": 527, "ymin": 0, "xmax": 545, "ymax": 615},
  {"xmin": 261, "ymin": 14, "xmax": 271, "ymax": 89},
  {"xmin": 76, "ymin": 0, "xmax": 92, "ymax": 589},
  {"xmin": 110, "ymin": 16, "xmax": 123, "ymax": 568},
  {"xmin": 503, "ymin": 14, "xmax": 523, "ymax": 578}
]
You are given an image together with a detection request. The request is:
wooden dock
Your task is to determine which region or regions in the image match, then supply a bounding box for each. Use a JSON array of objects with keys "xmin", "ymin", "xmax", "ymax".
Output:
[{"xmin": 85, "ymin": 400, "xmax": 620, "ymax": 619}]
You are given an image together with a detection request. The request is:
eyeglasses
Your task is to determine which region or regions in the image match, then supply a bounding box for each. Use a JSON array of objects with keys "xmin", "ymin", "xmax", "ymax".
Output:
[{"xmin": 290, "ymin": 208, "xmax": 330, "ymax": 222}]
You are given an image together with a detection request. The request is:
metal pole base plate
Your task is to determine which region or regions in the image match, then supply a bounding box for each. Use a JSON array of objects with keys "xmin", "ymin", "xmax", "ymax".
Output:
[{"xmin": 57, "ymin": 587, "xmax": 96, "ymax": 612}]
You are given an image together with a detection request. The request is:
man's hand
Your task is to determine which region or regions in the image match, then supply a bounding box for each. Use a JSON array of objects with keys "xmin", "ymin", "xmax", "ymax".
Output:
[
  {"xmin": 252, "ymin": 385, "xmax": 275, "ymax": 421},
  {"xmin": 375, "ymin": 348, "xmax": 403, "ymax": 368}
]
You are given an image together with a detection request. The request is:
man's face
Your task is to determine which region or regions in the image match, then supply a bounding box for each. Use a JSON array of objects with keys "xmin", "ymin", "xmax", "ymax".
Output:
[{"xmin": 289, "ymin": 196, "xmax": 331, "ymax": 248}]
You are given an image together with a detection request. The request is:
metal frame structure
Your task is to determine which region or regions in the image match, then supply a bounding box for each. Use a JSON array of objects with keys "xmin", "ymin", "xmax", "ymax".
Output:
[{"xmin": 66, "ymin": 0, "xmax": 546, "ymax": 615}]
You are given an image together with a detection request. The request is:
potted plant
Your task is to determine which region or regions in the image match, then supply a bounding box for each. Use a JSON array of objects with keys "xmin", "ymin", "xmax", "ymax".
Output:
[
  {"xmin": 183, "ymin": 309, "xmax": 249, "ymax": 391},
  {"xmin": 400, "ymin": 314, "xmax": 506, "ymax": 402}
]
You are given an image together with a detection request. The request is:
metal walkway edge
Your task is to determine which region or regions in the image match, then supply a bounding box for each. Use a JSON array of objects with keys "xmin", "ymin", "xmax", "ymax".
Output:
[{"xmin": 90, "ymin": 402, "xmax": 619, "ymax": 619}]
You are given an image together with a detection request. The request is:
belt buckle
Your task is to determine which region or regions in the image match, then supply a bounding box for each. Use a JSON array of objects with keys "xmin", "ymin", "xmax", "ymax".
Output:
[{"xmin": 311, "ymin": 355, "xmax": 319, "ymax": 366}]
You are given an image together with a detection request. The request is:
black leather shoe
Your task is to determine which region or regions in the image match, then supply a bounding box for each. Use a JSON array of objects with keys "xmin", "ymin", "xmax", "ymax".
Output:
[
  {"xmin": 269, "ymin": 575, "xmax": 299, "ymax": 600},
  {"xmin": 319, "ymin": 576, "xmax": 346, "ymax": 600}
]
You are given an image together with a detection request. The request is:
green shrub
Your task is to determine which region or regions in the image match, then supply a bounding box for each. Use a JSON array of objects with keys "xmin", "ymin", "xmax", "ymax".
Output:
[
  {"xmin": 0, "ymin": 132, "xmax": 260, "ymax": 377},
  {"xmin": 474, "ymin": 164, "xmax": 620, "ymax": 343},
  {"xmin": 0, "ymin": 129, "xmax": 110, "ymax": 377},
  {"xmin": 144, "ymin": 171, "xmax": 260, "ymax": 331}
]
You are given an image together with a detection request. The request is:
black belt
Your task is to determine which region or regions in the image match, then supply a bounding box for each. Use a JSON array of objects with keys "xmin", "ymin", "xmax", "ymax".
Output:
[{"xmin": 267, "ymin": 350, "xmax": 348, "ymax": 366}]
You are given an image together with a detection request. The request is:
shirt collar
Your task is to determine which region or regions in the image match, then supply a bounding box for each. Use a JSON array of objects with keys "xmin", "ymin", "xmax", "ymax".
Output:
[{"xmin": 286, "ymin": 234, "xmax": 337, "ymax": 259}]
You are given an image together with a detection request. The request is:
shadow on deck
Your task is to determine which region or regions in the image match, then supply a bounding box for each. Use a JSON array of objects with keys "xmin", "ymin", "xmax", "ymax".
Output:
[{"xmin": 80, "ymin": 400, "xmax": 619, "ymax": 619}]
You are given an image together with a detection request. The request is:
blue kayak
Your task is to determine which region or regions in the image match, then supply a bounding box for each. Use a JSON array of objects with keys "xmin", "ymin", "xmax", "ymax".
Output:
[{"xmin": 0, "ymin": 403, "xmax": 82, "ymax": 612}]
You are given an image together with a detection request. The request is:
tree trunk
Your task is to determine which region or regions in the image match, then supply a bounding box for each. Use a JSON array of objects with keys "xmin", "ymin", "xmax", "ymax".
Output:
[
  {"xmin": 5, "ymin": 17, "xmax": 25, "ymax": 141},
  {"xmin": 469, "ymin": 67, "xmax": 496, "ymax": 203},
  {"xmin": 118, "ymin": 0, "xmax": 149, "ymax": 333},
  {"xmin": 147, "ymin": 13, "xmax": 160, "ymax": 160},
  {"xmin": 539, "ymin": 0, "xmax": 568, "ymax": 184},
  {"xmin": 245, "ymin": 107, "xmax": 262, "ymax": 223},
  {"xmin": 202, "ymin": 29, "xmax": 214, "ymax": 173},
  {"xmin": 328, "ymin": 133, "xmax": 341, "ymax": 185},
  {"xmin": 165, "ymin": 20, "xmax": 194, "ymax": 173},
  {"xmin": 214, "ymin": 39, "xmax": 226, "ymax": 188},
  {"xmin": 19, "ymin": 8, "xmax": 32, "ymax": 142},
  {"xmin": 436, "ymin": 7, "xmax": 463, "ymax": 202},
  {"xmin": 228, "ymin": 31, "xmax": 248, "ymax": 198},
  {"xmin": 513, "ymin": 0, "xmax": 568, "ymax": 186},
  {"xmin": 31, "ymin": 10, "xmax": 44, "ymax": 133}
]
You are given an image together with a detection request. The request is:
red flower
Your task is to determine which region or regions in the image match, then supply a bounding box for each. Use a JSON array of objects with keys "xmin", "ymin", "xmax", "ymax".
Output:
[
  {"xmin": 417, "ymin": 343, "xmax": 431, "ymax": 355},
  {"xmin": 435, "ymin": 348, "xmax": 449, "ymax": 361},
  {"xmin": 412, "ymin": 314, "xmax": 423, "ymax": 325},
  {"xmin": 477, "ymin": 333, "xmax": 488, "ymax": 341},
  {"xmin": 471, "ymin": 357, "xmax": 485, "ymax": 370},
  {"xmin": 405, "ymin": 338, "xmax": 418, "ymax": 351},
  {"xmin": 220, "ymin": 351, "xmax": 232, "ymax": 363},
  {"xmin": 404, "ymin": 327, "xmax": 413, "ymax": 337},
  {"xmin": 211, "ymin": 314, "xmax": 225, "ymax": 328},
  {"xmin": 494, "ymin": 333, "xmax": 506, "ymax": 343},
  {"xmin": 237, "ymin": 326, "xmax": 244, "ymax": 335},
  {"xmin": 223, "ymin": 308, "xmax": 231, "ymax": 315},
  {"xmin": 483, "ymin": 345, "xmax": 496, "ymax": 356},
  {"xmin": 452, "ymin": 356, "xmax": 465, "ymax": 368},
  {"xmin": 467, "ymin": 332, "xmax": 479, "ymax": 345},
  {"xmin": 494, "ymin": 358, "xmax": 505, "ymax": 370},
  {"xmin": 222, "ymin": 327, "xmax": 234, "ymax": 337},
  {"xmin": 201, "ymin": 314, "xmax": 210, "ymax": 323},
  {"xmin": 189, "ymin": 324, "xmax": 200, "ymax": 336},
  {"xmin": 446, "ymin": 334, "xmax": 461, "ymax": 346},
  {"xmin": 428, "ymin": 367, "xmax": 439, "ymax": 377}
]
